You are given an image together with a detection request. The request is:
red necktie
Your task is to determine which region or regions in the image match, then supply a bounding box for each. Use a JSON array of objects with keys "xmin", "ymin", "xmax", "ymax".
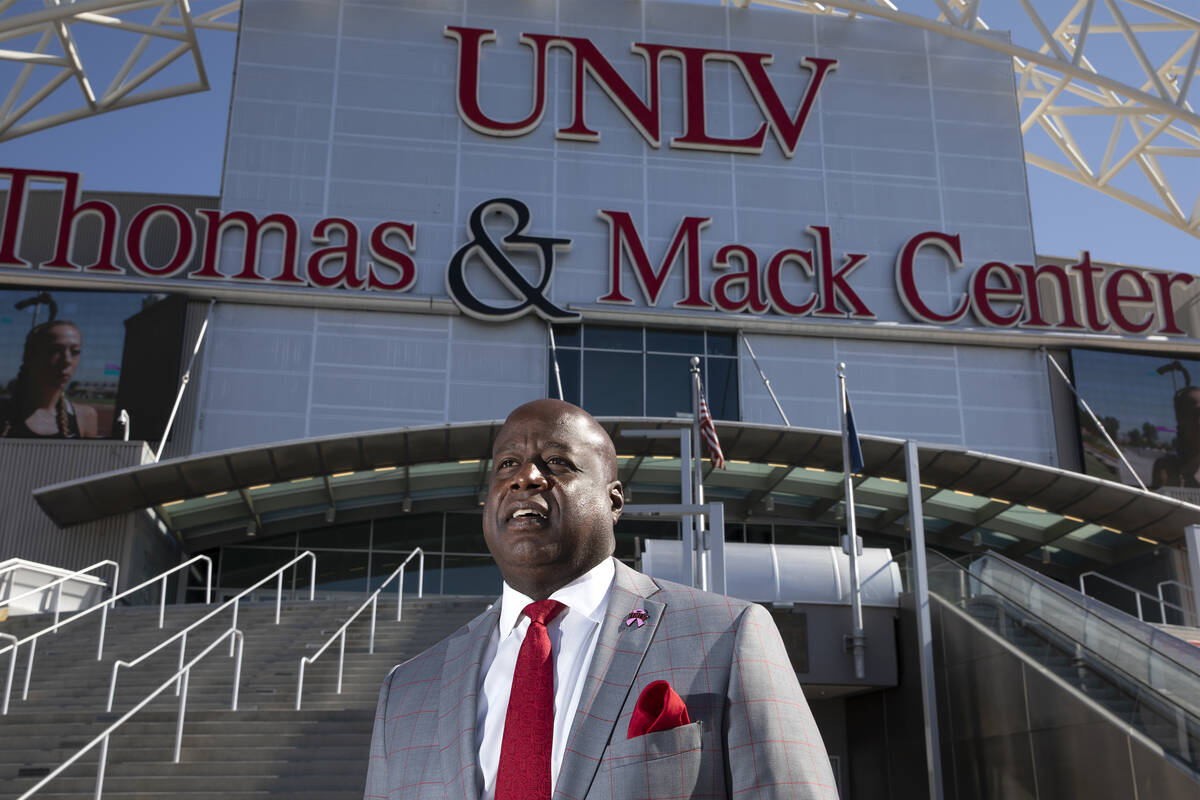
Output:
[{"xmin": 495, "ymin": 599, "xmax": 566, "ymax": 800}]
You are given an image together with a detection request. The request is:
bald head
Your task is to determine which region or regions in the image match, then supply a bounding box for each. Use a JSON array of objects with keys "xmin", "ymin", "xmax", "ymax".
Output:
[
  {"xmin": 501, "ymin": 399, "xmax": 618, "ymax": 479},
  {"xmin": 482, "ymin": 398, "xmax": 623, "ymax": 599}
]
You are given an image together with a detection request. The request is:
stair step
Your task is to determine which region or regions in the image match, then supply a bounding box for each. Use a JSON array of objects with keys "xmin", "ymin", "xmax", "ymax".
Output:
[{"xmin": 0, "ymin": 595, "xmax": 490, "ymax": 797}]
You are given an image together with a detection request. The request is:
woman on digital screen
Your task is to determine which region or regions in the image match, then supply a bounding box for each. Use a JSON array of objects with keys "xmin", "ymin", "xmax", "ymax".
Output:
[{"xmin": 0, "ymin": 320, "xmax": 99, "ymax": 438}]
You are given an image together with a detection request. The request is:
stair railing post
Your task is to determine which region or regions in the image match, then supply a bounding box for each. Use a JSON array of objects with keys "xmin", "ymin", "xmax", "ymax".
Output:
[
  {"xmin": 417, "ymin": 549, "xmax": 424, "ymax": 598},
  {"xmin": 230, "ymin": 603, "xmax": 239, "ymax": 657},
  {"xmin": 275, "ymin": 572, "xmax": 283, "ymax": 624},
  {"xmin": 309, "ymin": 554, "xmax": 316, "ymax": 601},
  {"xmin": 231, "ymin": 630, "xmax": 243, "ymax": 711},
  {"xmin": 397, "ymin": 566, "xmax": 405, "ymax": 622},
  {"xmin": 336, "ymin": 633, "xmax": 345, "ymax": 695},
  {"xmin": 204, "ymin": 557, "xmax": 213, "ymax": 605},
  {"xmin": 174, "ymin": 667, "xmax": 190, "ymax": 763},
  {"xmin": 369, "ymin": 595, "xmax": 377, "ymax": 655},
  {"xmin": 97, "ymin": 602, "xmax": 108, "ymax": 660},
  {"xmin": 1, "ymin": 635, "xmax": 16, "ymax": 715},
  {"xmin": 93, "ymin": 735, "xmax": 109, "ymax": 800},
  {"xmin": 1135, "ymin": 592, "xmax": 1144, "ymax": 621},
  {"xmin": 296, "ymin": 658, "xmax": 307, "ymax": 711},
  {"xmin": 159, "ymin": 573, "xmax": 168, "ymax": 629},
  {"xmin": 176, "ymin": 631, "xmax": 187, "ymax": 696},
  {"xmin": 106, "ymin": 662, "xmax": 122, "ymax": 712},
  {"xmin": 52, "ymin": 582, "xmax": 62, "ymax": 630},
  {"xmin": 22, "ymin": 639, "xmax": 35, "ymax": 700}
]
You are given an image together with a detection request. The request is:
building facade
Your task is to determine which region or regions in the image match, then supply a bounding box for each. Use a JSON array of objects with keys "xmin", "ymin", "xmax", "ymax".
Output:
[{"xmin": 3, "ymin": 1, "xmax": 1200, "ymax": 796}]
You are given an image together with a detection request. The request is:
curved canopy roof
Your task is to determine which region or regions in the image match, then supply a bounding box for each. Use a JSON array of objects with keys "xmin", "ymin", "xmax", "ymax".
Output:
[{"xmin": 33, "ymin": 418, "xmax": 1200, "ymax": 574}]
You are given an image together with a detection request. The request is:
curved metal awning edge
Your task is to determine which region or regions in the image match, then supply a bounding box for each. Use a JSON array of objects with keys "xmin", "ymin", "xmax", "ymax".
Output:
[{"xmin": 31, "ymin": 418, "xmax": 1200, "ymax": 546}]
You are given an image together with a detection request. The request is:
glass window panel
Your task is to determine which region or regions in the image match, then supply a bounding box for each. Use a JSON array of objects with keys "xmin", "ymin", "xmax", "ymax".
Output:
[
  {"xmin": 298, "ymin": 521, "xmax": 370, "ymax": 550},
  {"xmin": 370, "ymin": 550, "xmax": 437, "ymax": 594},
  {"xmin": 706, "ymin": 332, "xmax": 736, "ymax": 356},
  {"xmin": 746, "ymin": 524, "xmax": 772, "ymax": 544},
  {"xmin": 373, "ymin": 513, "xmax": 443, "ymax": 552},
  {"xmin": 584, "ymin": 350, "xmax": 643, "ymax": 416},
  {"xmin": 614, "ymin": 518, "xmax": 678, "ymax": 561},
  {"xmin": 646, "ymin": 329, "xmax": 703, "ymax": 355},
  {"xmin": 444, "ymin": 512, "xmax": 487, "ymax": 553},
  {"xmin": 294, "ymin": 550, "xmax": 369, "ymax": 593},
  {"xmin": 645, "ymin": 354, "xmax": 693, "ymax": 418},
  {"xmin": 584, "ymin": 325, "xmax": 642, "ymax": 351},
  {"xmin": 219, "ymin": 547, "xmax": 298, "ymax": 590},
  {"xmin": 773, "ymin": 524, "xmax": 834, "ymax": 547},
  {"xmin": 705, "ymin": 357, "xmax": 739, "ymax": 419},
  {"xmin": 442, "ymin": 555, "xmax": 503, "ymax": 595},
  {"xmin": 251, "ymin": 531, "xmax": 297, "ymax": 549},
  {"xmin": 549, "ymin": 348, "xmax": 581, "ymax": 406},
  {"xmin": 551, "ymin": 324, "xmax": 582, "ymax": 348}
]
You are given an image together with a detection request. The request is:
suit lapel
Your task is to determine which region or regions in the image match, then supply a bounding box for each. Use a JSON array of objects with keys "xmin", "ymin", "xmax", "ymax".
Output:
[
  {"xmin": 438, "ymin": 601, "xmax": 499, "ymax": 800},
  {"xmin": 555, "ymin": 561, "xmax": 664, "ymax": 800}
]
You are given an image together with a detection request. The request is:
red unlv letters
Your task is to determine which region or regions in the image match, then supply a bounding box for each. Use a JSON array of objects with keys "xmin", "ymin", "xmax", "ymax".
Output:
[{"xmin": 445, "ymin": 26, "xmax": 837, "ymax": 157}]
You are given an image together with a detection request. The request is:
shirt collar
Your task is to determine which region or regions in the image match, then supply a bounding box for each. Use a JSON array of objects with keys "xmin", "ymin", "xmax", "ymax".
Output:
[{"xmin": 498, "ymin": 557, "xmax": 615, "ymax": 638}]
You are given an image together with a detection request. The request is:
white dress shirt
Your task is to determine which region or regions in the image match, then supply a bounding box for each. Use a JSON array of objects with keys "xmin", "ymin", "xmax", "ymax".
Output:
[{"xmin": 475, "ymin": 557, "xmax": 615, "ymax": 800}]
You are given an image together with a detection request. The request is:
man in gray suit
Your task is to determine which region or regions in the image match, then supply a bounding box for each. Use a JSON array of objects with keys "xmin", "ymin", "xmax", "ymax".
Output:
[{"xmin": 366, "ymin": 399, "xmax": 838, "ymax": 799}]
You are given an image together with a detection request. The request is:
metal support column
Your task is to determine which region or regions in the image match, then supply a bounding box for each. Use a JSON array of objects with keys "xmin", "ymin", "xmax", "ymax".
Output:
[
  {"xmin": 905, "ymin": 440, "xmax": 944, "ymax": 800},
  {"xmin": 1186, "ymin": 525, "xmax": 1200, "ymax": 624},
  {"xmin": 620, "ymin": 427, "xmax": 696, "ymax": 587}
]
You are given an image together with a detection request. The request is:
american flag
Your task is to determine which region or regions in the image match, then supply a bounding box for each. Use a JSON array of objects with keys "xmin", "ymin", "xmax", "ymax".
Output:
[{"xmin": 698, "ymin": 388, "xmax": 726, "ymax": 469}]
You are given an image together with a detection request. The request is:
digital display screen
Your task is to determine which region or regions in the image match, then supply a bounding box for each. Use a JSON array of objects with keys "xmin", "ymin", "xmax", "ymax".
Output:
[
  {"xmin": 0, "ymin": 287, "xmax": 185, "ymax": 440},
  {"xmin": 1072, "ymin": 348, "xmax": 1200, "ymax": 490}
]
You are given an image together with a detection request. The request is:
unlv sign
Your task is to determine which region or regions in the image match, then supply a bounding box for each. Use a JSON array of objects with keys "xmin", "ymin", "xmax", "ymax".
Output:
[
  {"xmin": 446, "ymin": 26, "xmax": 837, "ymax": 156},
  {"xmin": 0, "ymin": 167, "xmax": 1194, "ymax": 339}
]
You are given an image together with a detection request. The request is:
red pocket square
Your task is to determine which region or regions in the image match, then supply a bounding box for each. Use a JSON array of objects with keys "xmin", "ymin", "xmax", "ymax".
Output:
[{"xmin": 627, "ymin": 680, "xmax": 691, "ymax": 739}]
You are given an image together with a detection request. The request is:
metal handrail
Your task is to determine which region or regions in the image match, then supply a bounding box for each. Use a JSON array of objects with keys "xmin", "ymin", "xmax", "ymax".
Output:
[
  {"xmin": 0, "ymin": 559, "xmax": 119, "ymax": 627},
  {"xmin": 17, "ymin": 626, "xmax": 245, "ymax": 800},
  {"xmin": 107, "ymin": 552, "xmax": 316, "ymax": 712},
  {"xmin": 295, "ymin": 548, "xmax": 423, "ymax": 710},
  {"xmin": 1078, "ymin": 570, "xmax": 1190, "ymax": 624},
  {"xmin": 934, "ymin": 552, "xmax": 1200, "ymax": 720},
  {"xmin": 0, "ymin": 555, "xmax": 213, "ymax": 715},
  {"xmin": 1157, "ymin": 579, "xmax": 1198, "ymax": 626}
]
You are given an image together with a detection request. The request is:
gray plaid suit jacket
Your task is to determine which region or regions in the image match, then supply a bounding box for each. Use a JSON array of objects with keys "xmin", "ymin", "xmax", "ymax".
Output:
[{"xmin": 365, "ymin": 559, "xmax": 839, "ymax": 799}]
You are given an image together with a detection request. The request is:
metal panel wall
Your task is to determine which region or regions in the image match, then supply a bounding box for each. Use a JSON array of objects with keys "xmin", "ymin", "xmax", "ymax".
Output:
[
  {"xmin": 189, "ymin": 304, "xmax": 546, "ymax": 453},
  {"xmin": 0, "ymin": 440, "xmax": 174, "ymax": 589},
  {"xmin": 932, "ymin": 594, "xmax": 1199, "ymax": 799},
  {"xmin": 739, "ymin": 333, "xmax": 1058, "ymax": 465}
]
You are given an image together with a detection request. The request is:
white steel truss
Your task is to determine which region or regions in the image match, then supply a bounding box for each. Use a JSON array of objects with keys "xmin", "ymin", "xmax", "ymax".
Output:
[
  {"xmin": 0, "ymin": 0, "xmax": 237, "ymax": 141},
  {"xmin": 2, "ymin": 0, "xmax": 1197, "ymax": 239},
  {"xmin": 733, "ymin": 0, "xmax": 1200, "ymax": 238}
]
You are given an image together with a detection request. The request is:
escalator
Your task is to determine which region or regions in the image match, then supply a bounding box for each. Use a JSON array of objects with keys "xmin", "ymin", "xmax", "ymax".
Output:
[{"xmin": 920, "ymin": 550, "xmax": 1200, "ymax": 799}]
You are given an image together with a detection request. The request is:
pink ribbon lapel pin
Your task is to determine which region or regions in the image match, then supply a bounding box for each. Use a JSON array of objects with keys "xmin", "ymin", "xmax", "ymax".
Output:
[{"xmin": 624, "ymin": 608, "xmax": 648, "ymax": 628}]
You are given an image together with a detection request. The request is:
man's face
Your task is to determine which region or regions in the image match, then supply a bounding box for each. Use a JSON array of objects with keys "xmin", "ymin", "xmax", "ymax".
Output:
[{"xmin": 482, "ymin": 400, "xmax": 622, "ymax": 598}]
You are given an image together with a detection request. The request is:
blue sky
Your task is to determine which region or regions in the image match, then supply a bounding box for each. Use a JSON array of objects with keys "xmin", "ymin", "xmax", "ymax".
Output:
[{"xmin": 1, "ymin": 4, "xmax": 1196, "ymax": 274}]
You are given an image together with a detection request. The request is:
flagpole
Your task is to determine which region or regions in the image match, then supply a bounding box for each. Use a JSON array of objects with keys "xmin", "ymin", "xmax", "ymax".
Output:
[
  {"xmin": 690, "ymin": 356, "xmax": 706, "ymax": 590},
  {"xmin": 839, "ymin": 362, "xmax": 866, "ymax": 680}
]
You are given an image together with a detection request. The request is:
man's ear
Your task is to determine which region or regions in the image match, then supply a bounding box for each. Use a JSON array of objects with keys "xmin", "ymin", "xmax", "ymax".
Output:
[{"xmin": 609, "ymin": 480, "xmax": 624, "ymax": 523}]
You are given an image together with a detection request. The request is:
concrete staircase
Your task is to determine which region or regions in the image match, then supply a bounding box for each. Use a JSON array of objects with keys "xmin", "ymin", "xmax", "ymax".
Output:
[{"xmin": 0, "ymin": 594, "xmax": 492, "ymax": 799}]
